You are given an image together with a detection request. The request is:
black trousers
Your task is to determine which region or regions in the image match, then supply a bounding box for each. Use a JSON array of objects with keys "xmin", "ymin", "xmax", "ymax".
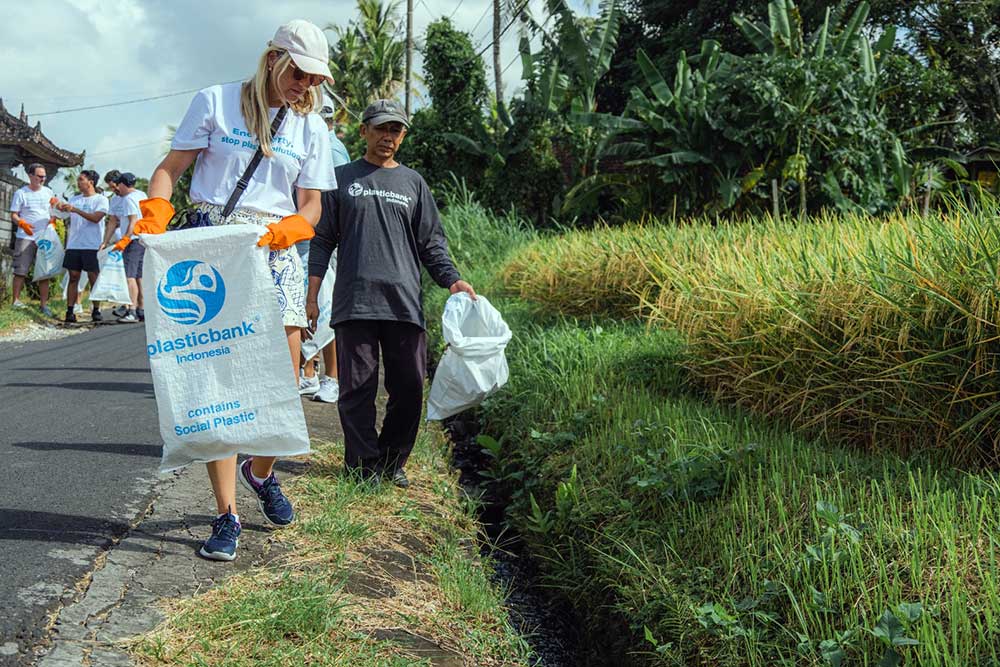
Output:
[{"xmin": 335, "ymin": 319, "xmax": 427, "ymax": 472}]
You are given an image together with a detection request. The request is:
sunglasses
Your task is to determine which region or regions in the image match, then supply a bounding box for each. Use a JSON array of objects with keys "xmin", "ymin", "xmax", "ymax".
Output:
[{"xmin": 291, "ymin": 63, "xmax": 324, "ymax": 86}]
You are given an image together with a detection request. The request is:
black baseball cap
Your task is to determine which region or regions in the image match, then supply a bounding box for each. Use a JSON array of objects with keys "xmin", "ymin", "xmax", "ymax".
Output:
[
  {"xmin": 362, "ymin": 99, "xmax": 409, "ymax": 128},
  {"xmin": 115, "ymin": 172, "xmax": 136, "ymax": 187}
]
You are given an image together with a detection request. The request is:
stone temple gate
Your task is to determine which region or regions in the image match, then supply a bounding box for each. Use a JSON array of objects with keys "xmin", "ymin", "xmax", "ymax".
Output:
[{"xmin": 0, "ymin": 99, "xmax": 84, "ymax": 300}]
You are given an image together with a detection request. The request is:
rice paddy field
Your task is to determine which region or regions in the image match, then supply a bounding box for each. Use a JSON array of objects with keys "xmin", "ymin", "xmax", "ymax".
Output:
[{"xmin": 434, "ymin": 196, "xmax": 1000, "ymax": 666}]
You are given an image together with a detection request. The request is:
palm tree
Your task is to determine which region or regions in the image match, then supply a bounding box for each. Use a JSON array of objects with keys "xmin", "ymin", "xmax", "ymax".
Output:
[{"xmin": 327, "ymin": 0, "xmax": 406, "ymax": 112}]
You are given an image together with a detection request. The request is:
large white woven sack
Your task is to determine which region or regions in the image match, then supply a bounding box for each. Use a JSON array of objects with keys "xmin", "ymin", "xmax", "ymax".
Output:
[
  {"xmin": 32, "ymin": 225, "xmax": 65, "ymax": 281},
  {"xmin": 427, "ymin": 292, "xmax": 512, "ymax": 421},
  {"xmin": 140, "ymin": 225, "xmax": 310, "ymax": 472},
  {"xmin": 88, "ymin": 247, "xmax": 131, "ymax": 304}
]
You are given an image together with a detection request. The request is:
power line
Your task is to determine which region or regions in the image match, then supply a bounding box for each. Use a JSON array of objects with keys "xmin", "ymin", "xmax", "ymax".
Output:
[
  {"xmin": 469, "ymin": 2, "xmax": 492, "ymax": 38},
  {"xmin": 89, "ymin": 140, "xmax": 168, "ymax": 157},
  {"xmin": 449, "ymin": 0, "xmax": 467, "ymax": 19},
  {"xmin": 473, "ymin": 0, "xmax": 532, "ymax": 60},
  {"xmin": 30, "ymin": 79, "xmax": 242, "ymax": 118}
]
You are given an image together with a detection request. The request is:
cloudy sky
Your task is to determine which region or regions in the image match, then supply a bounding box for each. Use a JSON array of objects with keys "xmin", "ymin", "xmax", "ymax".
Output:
[{"xmin": 1, "ymin": 0, "xmax": 588, "ymax": 195}]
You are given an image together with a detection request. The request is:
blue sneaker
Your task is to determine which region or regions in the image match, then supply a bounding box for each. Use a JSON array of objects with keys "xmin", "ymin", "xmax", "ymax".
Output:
[
  {"xmin": 199, "ymin": 511, "xmax": 240, "ymax": 561},
  {"xmin": 239, "ymin": 458, "xmax": 295, "ymax": 526}
]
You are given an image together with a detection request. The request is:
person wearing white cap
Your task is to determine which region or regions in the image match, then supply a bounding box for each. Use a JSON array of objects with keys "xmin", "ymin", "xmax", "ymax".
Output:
[{"xmin": 124, "ymin": 19, "xmax": 338, "ymax": 561}]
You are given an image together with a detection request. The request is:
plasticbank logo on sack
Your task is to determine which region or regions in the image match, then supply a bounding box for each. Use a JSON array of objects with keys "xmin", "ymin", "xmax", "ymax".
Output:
[
  {"xmin": 148, "ymin": 260, "xmax": 259, "ymax": 365},
  {"xmin": 37, "ymin": 239, "xmax": 53, "ymax": 252}
]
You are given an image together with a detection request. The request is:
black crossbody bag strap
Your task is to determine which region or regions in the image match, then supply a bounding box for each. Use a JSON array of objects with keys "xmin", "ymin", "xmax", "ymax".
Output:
[{"xmin": 221, "ymin": 105, "xmax": 288, "ymax": 219}]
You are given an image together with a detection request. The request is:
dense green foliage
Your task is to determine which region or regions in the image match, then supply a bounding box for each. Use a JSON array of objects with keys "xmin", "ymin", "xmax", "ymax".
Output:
[{"xmin": 428, "ymin": 198, "xmax": 1000, "ymax": 666}]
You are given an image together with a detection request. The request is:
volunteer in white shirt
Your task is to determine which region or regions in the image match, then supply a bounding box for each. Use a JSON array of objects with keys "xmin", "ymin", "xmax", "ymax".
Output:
[
  {"xmin": 9, "ymin": 163, "xmax": 56, "ymax": 316},
  {"xmin": 106, "ymin": 172, "xmax": 146, "ymax": 323},
  {"xmin": 57, "ymin": 170, "xmax": 109, "ymax": 323},
  {"xmin": 128, "ymin": 19, "xmax": 337, "ymax": 561},
  {"xmin": 102, "ymin": 170, "xmax": 124, "ymax": 247}
]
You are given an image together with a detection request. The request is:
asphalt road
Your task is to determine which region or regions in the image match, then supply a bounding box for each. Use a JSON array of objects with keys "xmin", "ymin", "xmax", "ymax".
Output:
[{"xmin": 0, "ymin": 324, "xmax": 161, "ymax": 665}]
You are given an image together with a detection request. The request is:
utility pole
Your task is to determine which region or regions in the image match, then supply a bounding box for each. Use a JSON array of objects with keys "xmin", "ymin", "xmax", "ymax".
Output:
[
  {"xmin": 493, "ymin": 0, "xmax": 502, "ymax": 126},
  {"xmin": 405, "ymin": 0, "xmax": 413, "ymax": 116}
]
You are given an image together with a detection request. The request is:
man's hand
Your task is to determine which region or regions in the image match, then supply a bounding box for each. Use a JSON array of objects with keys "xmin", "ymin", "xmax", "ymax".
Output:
[
  {"xmin": 449, "ymin": 280, "xmax": 477, "ymax": 301},
  {"xmin": 304, "ymin": 300, "xmax": 320, "ymax": 339},
  {"xmin": 15, "ymin": 218, "xmax": 34, "ymax": 235}
]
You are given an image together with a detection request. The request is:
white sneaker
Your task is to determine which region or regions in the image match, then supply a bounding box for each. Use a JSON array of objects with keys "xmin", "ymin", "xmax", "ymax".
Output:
[
  {"xmin": 111, "ymin": 305, "xmax": 128, "ymax": 318},
  {"xmin": 312, "ymin": 376, "xmax": 339, "ymax": 403},
  {"xmin": 11, "ymin": 300, "xmax": 26, "ymax": 309},
  {"xmin": 118, "ymin": 311, "xmax": 138, "ymax": 323},
  {"xmin": 298, "ymin": 374, "xmax": 320, "ymax": 396}
]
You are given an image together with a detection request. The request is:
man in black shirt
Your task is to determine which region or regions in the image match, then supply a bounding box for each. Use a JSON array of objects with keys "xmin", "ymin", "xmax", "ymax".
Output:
[{"xmin": 306, "ymin": 99, "xmax": 476, "ymax": 487}]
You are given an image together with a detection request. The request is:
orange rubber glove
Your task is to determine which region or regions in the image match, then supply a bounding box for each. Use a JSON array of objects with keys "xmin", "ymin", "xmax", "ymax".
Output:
[
  {"xmin": 256, "ymin": 214, "xmax": 315, "ymax": 250},
  {"xmin": 14, "ymin": 216, "xmax": 34, "ymax": 235},
  {"xmin": 113, "ymin": 236, "xmax": 132, "ymax": 252},
  {"xmin": 48, "ymin": 216, "xmax": 57, "ymax": 228},
  {"xmin": 132, "ymin": 197, "xmax": 175, "ymax": 236}
]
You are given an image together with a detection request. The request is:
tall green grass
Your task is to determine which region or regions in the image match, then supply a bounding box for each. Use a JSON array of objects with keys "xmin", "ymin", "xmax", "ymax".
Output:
[
  {"xmin": 438, "ymin": 199, "xmax": 1000, "ymax": 666},
  {"xmin": 504, "ymin": 207, "xmax": 1000, "ymax": 465}
]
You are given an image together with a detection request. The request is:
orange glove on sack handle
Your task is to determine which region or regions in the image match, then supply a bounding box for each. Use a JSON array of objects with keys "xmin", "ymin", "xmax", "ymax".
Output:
[
  {"xmin": 131, "ymin": 197, "xmax": 175, "ymax": 236},
  {"xmin": 113, "ymin": 236, "xmax": 132, "ymax": 252},
  {"xmin": 48, "ymin": 217, "xmax": 57, "ymax": 228},
  {"xmin": 256, "ymin": 214, "xmax": 315, "ymax": 250}
]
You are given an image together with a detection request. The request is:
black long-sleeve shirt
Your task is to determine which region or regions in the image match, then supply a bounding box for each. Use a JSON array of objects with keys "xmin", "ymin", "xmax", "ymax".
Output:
[{"xmin": 308, "ymin": 159, "xmax": 461, "ymax": 330}]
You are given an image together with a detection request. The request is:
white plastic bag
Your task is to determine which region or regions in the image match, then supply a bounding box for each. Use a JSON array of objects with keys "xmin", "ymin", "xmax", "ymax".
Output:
[
  {"xmin": 33, "ymin": 225, "xmax": 65, "ymax": 281},
  {"xmin": 141, "ymin": 225, "xmax": 310, "ymax": 472},
  {"xmin": 427, "ymin": 293, "xmax": 512, "ymax": 421},
  {"xmin": 61, "ymin": 269, "xmax": 87, "ymax": 300},
  {"xmin": 301, "ymin": 257, "xmax": 336, "ymax": 361},
  {"xmin": 88, "ymin": 247, "xmax": 132, "ymax": 304}
]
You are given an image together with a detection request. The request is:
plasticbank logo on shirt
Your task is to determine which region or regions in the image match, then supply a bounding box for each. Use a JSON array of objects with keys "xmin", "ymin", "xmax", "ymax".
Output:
[
  {"xmin": 148, "ymin": 260, "xmax": 259, "ymax": 364},
  {"xmin": 348, "ymin": 181, "xmax": 412, "ymax": 207}
]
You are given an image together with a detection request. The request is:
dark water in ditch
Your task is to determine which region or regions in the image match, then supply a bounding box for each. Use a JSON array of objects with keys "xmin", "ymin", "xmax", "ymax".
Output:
[{"xmin": 445, "ymin": 414, "xmax": 583, "ymax": 667}]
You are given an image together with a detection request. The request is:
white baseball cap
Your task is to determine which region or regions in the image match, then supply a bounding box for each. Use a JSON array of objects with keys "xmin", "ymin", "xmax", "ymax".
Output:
[{"xmin": 270, "ymin": 20, "xmax": 335, "ymax": 84}]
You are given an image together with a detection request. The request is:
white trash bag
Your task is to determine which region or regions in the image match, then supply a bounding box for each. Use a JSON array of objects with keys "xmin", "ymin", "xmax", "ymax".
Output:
[
  {"xmin": 301, "ymin": 258, "xmax": 336, "ymax": 361},
  {"xmin": 62, "ymin": 269, "xmax": 88, "ymax": 301},
  {"xmin": 141, "ymin": 225, "xmax": 310, "ymax": 472},
  {"xmin": 88, "ymin": 247, "xmax": 132, "ymax": 304},
  {"xmin": 33, "ymin": 225, "xmax": 65, "ymax": 281},
  {"xmin": 427, "ymin": 292, "xmax": 512, "ymax": 421}
]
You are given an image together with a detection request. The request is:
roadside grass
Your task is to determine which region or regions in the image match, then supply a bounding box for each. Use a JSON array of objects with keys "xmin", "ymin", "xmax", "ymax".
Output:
[
  {"xmin": 503, "ymin": 206, "xmax": 1000, "ymax": 465},
  {"xmin": 127, "ymin": 430, "xmax": 532, "ymax": 667},
  {"xmin": 0, "ymin": 299, "xmax": 69, "ymax": 333},
  {"xmin": 432, "ymin": 198, "xmax": 1000, "ymax": 665}
]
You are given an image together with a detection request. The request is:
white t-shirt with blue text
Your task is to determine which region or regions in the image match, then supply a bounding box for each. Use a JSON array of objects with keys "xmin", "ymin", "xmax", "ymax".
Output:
[
  {"xmin": 172, "ymin": 83, "xmax": 337, "ymax": 217},
  {"xmin": 65, "ymin": 194, "xmax": 109, "ymax": 250},
  {"xmin": 10, "ymin": 185, "xmax": 55, "ymax": 241}
]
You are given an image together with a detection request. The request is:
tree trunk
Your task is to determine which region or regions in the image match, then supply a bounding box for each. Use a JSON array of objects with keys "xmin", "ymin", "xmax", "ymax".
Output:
[
  {"xmin": 798, "ymin": 180, "xmax": 807, "ymax": 222},
  {"xmin": 405, "ymin": 0, "xmax": 413, "ymax": 117},
  {"xmin": 771, "ymin": 179, "xmax": 780, "ymax": 219},
  {"xmin": 493, "ymin": 0, "xmax": 503, "ymax": 127}
]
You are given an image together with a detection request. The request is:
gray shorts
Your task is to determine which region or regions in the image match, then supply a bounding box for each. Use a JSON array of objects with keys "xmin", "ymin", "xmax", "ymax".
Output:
[
  {"xmin": 123, "ymin": 241, "xmax": 144, "ymax": 279},
  {"xmin": 12, "ymin": 238, "xmax": 37, "ymax": 277}
]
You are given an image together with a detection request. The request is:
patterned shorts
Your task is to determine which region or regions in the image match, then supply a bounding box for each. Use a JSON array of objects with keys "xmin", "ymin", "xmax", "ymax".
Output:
[{"xmin": 196, "ymin": 204, "xmax": 307, "ymax": 328}]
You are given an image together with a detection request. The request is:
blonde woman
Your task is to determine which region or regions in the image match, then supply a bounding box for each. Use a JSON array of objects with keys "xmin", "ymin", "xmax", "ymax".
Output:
[{"xmin": 121, "ymin": 20, "xmax": 337, "ymax": 560}]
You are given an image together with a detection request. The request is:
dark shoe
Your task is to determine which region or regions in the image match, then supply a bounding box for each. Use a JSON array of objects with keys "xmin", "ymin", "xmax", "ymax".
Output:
[
  {"xmin": 111, "ymin": 305, "xmax": 127, "ymax": 318},
  {"xmin": 238, "ymin": 458, "xmax": 294, "ymax": 526},
  {"xmin": 390, "ymin": 468, "xmax": 410, "ymax": 489},
  {"xmin": 136, "ymin": 308, "xmax": 145, "ymax": 322},
  {"xmin": 199, "ymin": 511, "xmax": 241, "ymax": 561},
  {"xmin": 91, "ymin": 308, "xmax": 103, "ymax": 322},
  {"xmin": 64, "ymin": 309, "xmax": 77, "ymax": 324},
  {"xmin": 344, "ymin": 464, "xmax": 382, "ymax": 484}
]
